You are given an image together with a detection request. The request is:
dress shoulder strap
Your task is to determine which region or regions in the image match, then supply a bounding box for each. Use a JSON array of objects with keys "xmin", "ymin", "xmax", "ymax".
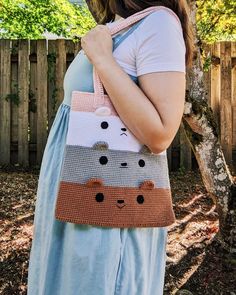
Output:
[
  {"xmin": 111, "ymin": 18, "xmax": 146, "ymax": 83},
  {"xmin": 93, "ymin": 6, "xmax": 167, "ymax": 96},
  {"xmin": 112, "ymin": 17, "xmax": 146, "ymax": 52}
]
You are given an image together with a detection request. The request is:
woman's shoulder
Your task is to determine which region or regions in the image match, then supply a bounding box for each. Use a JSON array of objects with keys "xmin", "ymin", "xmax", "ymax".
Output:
[
  {"xmin": 135, "ymin": 6, "xmax": 183, "ymax": 35},
  {"xmin": 133, "ymin": 6, "xmax": 185, "ymax": 53},
  {"xmin": 133, "ymin": 6, "xmax": 186, "ymax": 75}
]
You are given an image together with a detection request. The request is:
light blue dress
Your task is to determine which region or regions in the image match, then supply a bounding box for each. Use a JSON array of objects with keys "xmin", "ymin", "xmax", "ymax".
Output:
[{"xmin": 27, "ymin": 19, "xmax": 169, "ymax": 295}]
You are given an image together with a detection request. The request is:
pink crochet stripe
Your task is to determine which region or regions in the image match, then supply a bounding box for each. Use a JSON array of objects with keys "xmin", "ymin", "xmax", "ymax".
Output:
[
  {"xmin": 71, "ymin": 91, "xmax": 118, "ymax": 116},
  {"xmin": 108, "ymin": 5, "xmax": 181, "ymax": 36}
]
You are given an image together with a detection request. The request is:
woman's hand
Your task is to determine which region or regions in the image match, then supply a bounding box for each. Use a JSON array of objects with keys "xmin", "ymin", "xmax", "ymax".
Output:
[{"xmin": 81, "ymin": 25, "xmax": 114, "ymax": 66}]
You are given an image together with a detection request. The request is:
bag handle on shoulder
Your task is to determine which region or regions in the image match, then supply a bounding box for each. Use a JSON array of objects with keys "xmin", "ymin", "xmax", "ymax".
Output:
[
  {"xmin": 108, "ymin": 5, "xmax": 175, "ymax": 36},
  {"xmin": 92, "ymin": 5, "xmax": 176, "ymax": 103}
]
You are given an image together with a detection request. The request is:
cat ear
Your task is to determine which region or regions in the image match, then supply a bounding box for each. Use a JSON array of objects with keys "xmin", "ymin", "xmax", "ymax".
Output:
[
  {"xmin": 92, "ymin": 141, "xmax": 109, "ymax": 150},
  {"xmin": 94, "ymin": 106, "xmax": 111, "ymax": 116},
  {"xmin": 139, "ymin": 180, "xmax": 155, "ymax": 190},
  {"xmin": 86, "ymin": 178, "xmax": 104, "ymax": 187},
  {"xmin": 139, "ymin": 145, "xmax": 152, "ymax": 154}
]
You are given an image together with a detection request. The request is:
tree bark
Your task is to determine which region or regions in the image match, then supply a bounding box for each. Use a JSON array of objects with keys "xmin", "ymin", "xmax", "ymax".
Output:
[{"xmin": 184, "ymin": 1, "xmax": 236, "ymax": 255}]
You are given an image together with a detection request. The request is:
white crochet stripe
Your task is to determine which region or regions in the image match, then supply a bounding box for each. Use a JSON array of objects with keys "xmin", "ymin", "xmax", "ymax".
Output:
[{"xmin": 66, "ymin": 111, "xmax": 166, "ymax": 155}]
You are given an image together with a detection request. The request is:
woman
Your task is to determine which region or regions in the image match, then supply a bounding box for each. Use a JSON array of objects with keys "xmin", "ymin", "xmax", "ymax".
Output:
[{"xmin": 27, "ymin": 1, "xmax": 195, "ymax": 294}]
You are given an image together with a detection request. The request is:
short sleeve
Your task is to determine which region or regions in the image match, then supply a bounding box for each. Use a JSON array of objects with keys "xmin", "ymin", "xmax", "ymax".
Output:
[{"xmin": 134, "ymin": 8, "xmax": 186, "ymax": 76}]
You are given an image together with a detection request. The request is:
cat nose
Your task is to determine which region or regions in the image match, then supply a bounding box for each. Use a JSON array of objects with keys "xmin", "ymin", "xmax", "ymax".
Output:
[
  {"xmin": 121, "ymin": 162, "xmax": 127, "ymax": 166},
  {"xmin": 121, "ymin": 128, "xmax": 127, "ymax": 131},
  {"xmin": 116, "ymin": 199, "xmax": 125, "ymax": 209}
]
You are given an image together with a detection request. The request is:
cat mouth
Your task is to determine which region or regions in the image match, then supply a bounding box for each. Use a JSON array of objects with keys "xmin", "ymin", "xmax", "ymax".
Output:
[
  {"xmin": 120, "ymin": 133, "xmax": 128, "ymax": 136},
  {"xmin": 116, "ymin": 204, "xmax": 126, "ymax": 209},
  {"xmin": 120, "ymin": 166, "xmax": 128, "ymax": 168}
]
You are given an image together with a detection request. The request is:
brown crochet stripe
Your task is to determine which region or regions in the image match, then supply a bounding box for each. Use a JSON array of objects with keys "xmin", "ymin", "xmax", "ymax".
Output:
[{"xmin": 55, "ymin": 180, "xmax": 176, "ymax": 228}]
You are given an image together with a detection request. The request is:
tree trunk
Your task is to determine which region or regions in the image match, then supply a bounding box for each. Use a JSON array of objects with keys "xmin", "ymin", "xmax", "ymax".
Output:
[{"xmin": 184, "ymin": 1, "xmax": 236, "ymax": 255}]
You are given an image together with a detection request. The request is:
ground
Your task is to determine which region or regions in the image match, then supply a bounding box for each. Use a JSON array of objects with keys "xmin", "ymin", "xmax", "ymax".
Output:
[{"xmin": 0, "ymin": 167, "xmax": 235, "ymax": 295}]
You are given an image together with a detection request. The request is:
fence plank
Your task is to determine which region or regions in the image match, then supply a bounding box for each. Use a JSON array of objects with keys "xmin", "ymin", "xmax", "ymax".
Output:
[
  {"xmin": 179, "ymin": 122, "xmax": 192, "ymax": 171},
  {"xmin": 202, "ymin": 43, "xmax": 211, "ymax": 104},
  {"xmin": 232, "ymin": 43, "xmax": 236, "ymax": 151},
  {"xmin": 232, "ymin": 43, "xmax": 236, "ymax": 168},
  {"xmin": 48, "ymin": 40, "xmax": 57, "ymax": 130},
  {"xmin": 66, "ymin": 39, "xmax": 75, "ymax": 68},
  {"xmin": 1, "ymin": 40, "xmax": 236, "ymax": 169},
  {"xmin": 18, "ymin": 40, "xmax": 29, "ymax": 166},
  {"xmin": 0, "ymin": 40, "xmax": 11, "ymax": 165},
  {"xmin": 10, "ymin": 40, "xmax": 19, "ymax": 164},
  {"xmin": 74, "ymin": 40, "xmax": 81, "ymax": 55},
  {"xmin": 211, "ymin": 42, "xmax": 221, "ymax": 132},
  {"xmin": 36, "ymin": 40, "xmax": 48, "ymax": 164},
  {"xmin": 167, "ymin": 145, "xmax": 172, "ymax": 171},
  {"xmin": 171, "ymin": 128, "xmax": 181, "ymax": 171},
  {"xmin": 220, "ymin": 41, "xmax": 232, "ymax": 166},
  {"xmin": 29, "ymin": 40, "xmax": 37, "ymax": 165},
  {"xmin": 55, "ymin": 39, "xmax": 66, "ymax": 110},
  {"xmin": 181, "ymin": 61, "xmax": 193, "ymax": 170}
]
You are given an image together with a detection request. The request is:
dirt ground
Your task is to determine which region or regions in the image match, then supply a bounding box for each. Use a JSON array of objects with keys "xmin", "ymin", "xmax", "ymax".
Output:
[{"xmin": 0, "ymin": 167, "xmax": 235, "ymax": 295}]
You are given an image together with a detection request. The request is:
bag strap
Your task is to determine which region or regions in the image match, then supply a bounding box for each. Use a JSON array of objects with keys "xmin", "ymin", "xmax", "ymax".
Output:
[
  {"xmin": 92, "ymin": 5, "xmax": 170, "ymax": 103},
  {"xmin": 108, "ymin": 5, "xmax": 181, "ymax": 35},
  {"xmin": 112, "ymin": 18, "xmax": 146, "ymax": 52}
]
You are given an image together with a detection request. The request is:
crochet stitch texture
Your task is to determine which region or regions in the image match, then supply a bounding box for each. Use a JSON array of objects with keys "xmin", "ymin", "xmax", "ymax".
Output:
[{"xmin": 55, "ymin": 6, "xmax": 176, "ymax": 228}]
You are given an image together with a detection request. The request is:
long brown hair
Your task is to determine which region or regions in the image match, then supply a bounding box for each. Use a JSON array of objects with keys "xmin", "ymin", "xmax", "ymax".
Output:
[{"xmin": 87, "ymin": 0, "xmax": 195, "ymax": 69}]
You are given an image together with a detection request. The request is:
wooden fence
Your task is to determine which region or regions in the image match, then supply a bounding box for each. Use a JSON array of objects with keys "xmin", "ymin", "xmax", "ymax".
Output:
[
  {"xmin": 203, "ymin": 42, "xmax": 236, "ymax": 171},
  {"xmin": 0, "ymin": 39, "xmax": 235, "ymax": 170}
]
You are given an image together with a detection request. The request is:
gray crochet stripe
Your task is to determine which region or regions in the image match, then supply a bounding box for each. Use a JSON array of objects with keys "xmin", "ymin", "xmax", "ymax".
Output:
[{"xmin": 60, "ymin": 144, "xmax": 171, "ymax": 188}]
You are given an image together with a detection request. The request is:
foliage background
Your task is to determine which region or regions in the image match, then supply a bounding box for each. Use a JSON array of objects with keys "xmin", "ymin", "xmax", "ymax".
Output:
[
  {"xmin": 0, "ymin": 0, "xmax": 235, "ymax": 41},
  {"xmin": 196, "ymin": 0, "xmax": 236, "ymax": 42},
  {"xmin": 0, "ymin": 0, "xmax": 96, "ymax": 39}
]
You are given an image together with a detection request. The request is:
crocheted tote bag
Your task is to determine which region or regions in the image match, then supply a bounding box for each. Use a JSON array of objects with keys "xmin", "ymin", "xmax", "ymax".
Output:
[{"xmin": 55, "ymin": 6, "xmax": 176, "ymax": 228}]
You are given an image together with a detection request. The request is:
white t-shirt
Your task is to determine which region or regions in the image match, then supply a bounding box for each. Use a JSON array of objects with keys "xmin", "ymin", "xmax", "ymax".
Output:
[{"xmin": 106, "ymin": 7, "xmax": 186, "ymax": 76}]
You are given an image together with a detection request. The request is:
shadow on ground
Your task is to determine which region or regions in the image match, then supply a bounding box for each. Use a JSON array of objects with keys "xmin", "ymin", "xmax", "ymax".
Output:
[{"xmin": 0, "ymin": 168, "xmax": 235, "ymax": 295}]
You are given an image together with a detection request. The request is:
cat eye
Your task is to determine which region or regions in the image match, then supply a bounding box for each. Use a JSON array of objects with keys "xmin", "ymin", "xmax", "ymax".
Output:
[
  {"xmin": 138, "ymin": 159, "xmax": 145, "ymax": 167},
  {"xmin": 99, "ymin": 156, "xmax": 108, "ymax": 165},
  {"xmin": 136, "ymin": 195, "xmax": 144, "ymax": 204},
  {"xmin": 95, "ymin": 193, "xmax": 104, "ymax": 202},
  {"xmin": 101, "ymin": 121, "xmax": 109, "ymax": 129}
]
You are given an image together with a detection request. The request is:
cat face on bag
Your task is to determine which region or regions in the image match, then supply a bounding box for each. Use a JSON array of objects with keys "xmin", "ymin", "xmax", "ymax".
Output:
[
  {"xmin": 61, "ymin": 142, "xmax": 170, "ymax": 188},
  {"xmin": 66, "ymin": 110, "xmax": 143, "ymax": 152}
]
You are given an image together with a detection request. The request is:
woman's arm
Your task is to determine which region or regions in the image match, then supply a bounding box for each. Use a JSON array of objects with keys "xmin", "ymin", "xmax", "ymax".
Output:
[
  {"xmin": 93, "ymin": 56, "xmax": 186, "ymax": 154},
  {"xmin": 81, "ymin": 20, "xmax": 186, "ymax": 154}
]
